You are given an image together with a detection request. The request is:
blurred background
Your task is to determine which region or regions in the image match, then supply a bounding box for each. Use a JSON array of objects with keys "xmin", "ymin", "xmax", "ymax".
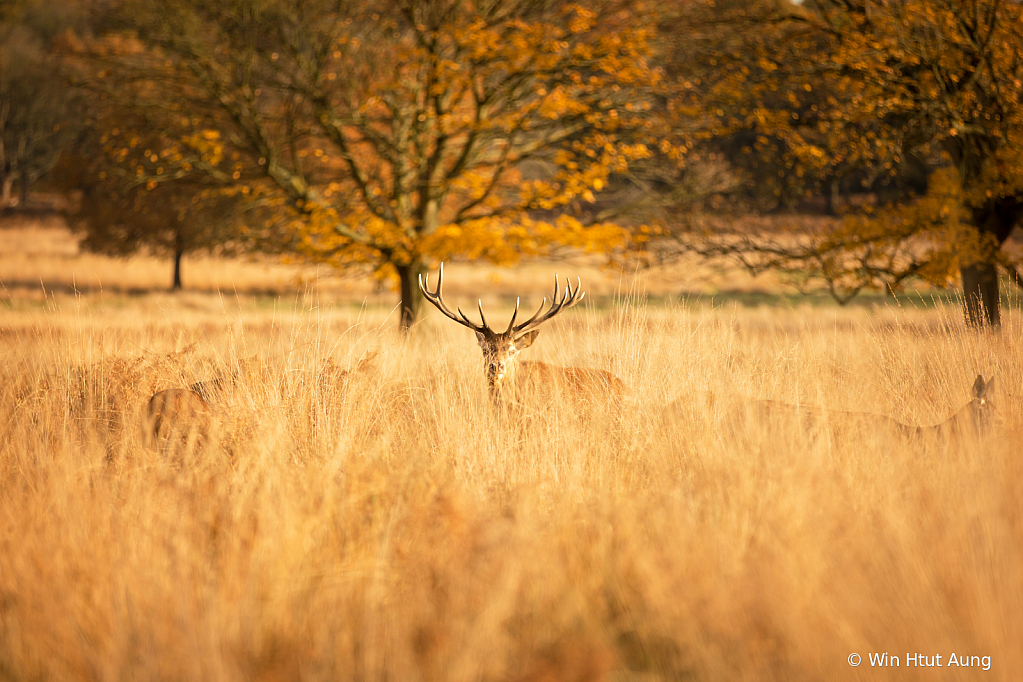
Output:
[{"xmin": 1, "ymin": 0, "xmax": 1020, "ymax": 327}]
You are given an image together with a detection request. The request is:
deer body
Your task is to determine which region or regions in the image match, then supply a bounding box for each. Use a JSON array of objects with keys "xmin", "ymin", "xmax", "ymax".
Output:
[
  {"xmin": 745, "ymin": 400, "xmax": 921, "ymax": 439},
  {"xmin": 743, "ymin": 375, "xmax": 995, "ymax": 440},
  {"xmin": 140, "ymin": 388, "xmax": 212, "ymax": 449},
  {"xmin": 140, "ymin": 352, "xmax": 378, "ymax": 450},
  {"xmin": 500, "ymin": 360, "xmax": 628, "ymax": 403},
  {"xmin": 912, "ymin": 374, "xmax": 994, "ymax": 438}
]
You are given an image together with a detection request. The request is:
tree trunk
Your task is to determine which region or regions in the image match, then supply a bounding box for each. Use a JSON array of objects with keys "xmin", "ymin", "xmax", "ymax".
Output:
[
  {"xmin": 0, "ymin": 176, "xmax": 12, "ymax": 207},
  {"xmin": 961, "ymin": 262, "xmax": 999, "ymax": 328},
  {"xmin": 172, "ymin": 246, "xmax": 184, "ymax": 291},
  {"xmin": 960, "ymin": 197, "xmax": 1023, "ymax": 328},
  {"xmin": 826, "ymin": 177, "xmax": 840, "ymax": 216},
  {"xmin": 395, "ymin": 260, "xmax": 423, "ymax": 332},
  {"xmin": 20, "ymin": 173, "xmax": 29, "ymax": 205}
]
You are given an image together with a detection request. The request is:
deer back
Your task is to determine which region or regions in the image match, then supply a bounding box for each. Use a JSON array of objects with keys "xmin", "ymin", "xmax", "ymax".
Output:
[{"xmin": 140, "ymin": 388, "xmax": 212, "ymax": 449}]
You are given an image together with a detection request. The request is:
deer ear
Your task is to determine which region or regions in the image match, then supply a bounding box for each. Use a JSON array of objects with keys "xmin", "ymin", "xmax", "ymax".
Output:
[
  {"xmin": 977, "ymin": 375, "xmax": 994, "ymax": 398},
  {"xmin": 516, "ymin": 329, "xmax": 540, "ymax": 349},
  {"xmin": 973, "ymin": 374, "xmax": 987, "ymax": 398},
  {"xmin": 476, "ymin": 331, "xmax": 487, "ymax": 347}
]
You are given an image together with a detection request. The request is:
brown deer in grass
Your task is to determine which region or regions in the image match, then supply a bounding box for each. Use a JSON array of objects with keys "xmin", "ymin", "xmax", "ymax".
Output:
[
  {"xmin": 140, "ymin": 352, "xmax": 378, "ymax": 449},
  {"xmin": 140, "ymin": 388, "xmax": 212, "ymax": 450},
  {"xmin": 897, "ymin": 374, "xmax": 995, "ymax": 438},
  {"xmin": 419, "ymin": 264, "xmax": 627, "ymax": 406},
  {"xmin": 745, "ymin": 375, "xmax": 996, "ymax": 440}
]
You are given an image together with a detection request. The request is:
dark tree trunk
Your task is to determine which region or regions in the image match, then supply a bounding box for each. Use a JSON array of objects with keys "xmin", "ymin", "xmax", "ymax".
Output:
[
  {"xmin": 961, "ymin": 197, "xmax": 1023, "ymax": 328},
  {"xmin": 961, "ymin": 262, "xmax": 999, "ymax": 328},
  {"xmin": 826, "ymin": 177, "xmax": 840, "ymax": 216},
  {"xmin": 172, "ymin": 245, "xmax": 184, "ymax": 291},
  {"xmin": 395, "ymin": 260, "xmax": 424, "ymax": 332},
  {"xmin": 20, "ymin": 174, "xmax": 28, "ymax": 205},
  {"xmin": 0, "ymin": 175, "xmax": 12, "ymax": 206}
]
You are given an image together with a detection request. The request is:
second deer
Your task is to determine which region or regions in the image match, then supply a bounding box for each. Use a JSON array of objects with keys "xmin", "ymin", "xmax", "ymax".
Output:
[
  {"xmin": 140, "ymin": 352, "xmax": 378, "ymax": 451},
  {"xmin": 419, "ymin": 264, "xmax": 627, "ymax": 406},
  {"xmin": 742, "ymin": 375, "xmax": 996, "ymax": 441},
  {"xmin": 140, "ymin": 388, "xmax": 213, "ymax": 451}
]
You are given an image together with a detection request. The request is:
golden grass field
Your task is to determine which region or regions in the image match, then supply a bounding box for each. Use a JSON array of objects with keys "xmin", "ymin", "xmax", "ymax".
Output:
[{"xmin": 2, "ymin": 218, "xmax": 1022, "ymax": 681}]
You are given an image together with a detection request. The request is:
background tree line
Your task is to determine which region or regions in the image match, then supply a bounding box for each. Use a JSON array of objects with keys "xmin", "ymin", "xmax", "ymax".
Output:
[
  {"xmin": 0, "ymin": 0, "xmax": 83, "ymax": 207},
  {"xmin": 661, "ymin": 0, "xmax": 1023, "ymax": 327},
  {"xmin": 9, "ymin": 0, "xmax": 1022, "ymax": 327}
]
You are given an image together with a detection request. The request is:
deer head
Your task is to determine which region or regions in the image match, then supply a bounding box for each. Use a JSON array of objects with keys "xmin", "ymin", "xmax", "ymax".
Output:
[
  {"xmin": 957, "ymin": 374, "xmax": 996, "ymax": 434},
  {"xmin": 419, "ymin": 263, "xmax": 585, "ymax": 393}
]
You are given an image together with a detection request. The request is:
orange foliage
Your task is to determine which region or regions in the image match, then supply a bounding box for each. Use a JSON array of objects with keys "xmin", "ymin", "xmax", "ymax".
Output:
[
  {"xmin": 665, "ymin": 0, "xmax": 1023, "ymax": 312},
  {"xmin": 64, "ymin": 0, "xmax": 671, "ymax": 326}
]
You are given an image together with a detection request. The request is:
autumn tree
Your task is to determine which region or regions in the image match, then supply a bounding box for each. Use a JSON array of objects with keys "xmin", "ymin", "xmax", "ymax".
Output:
[
  {"xmin": 0, "ymin": 1, "xmax": 83, "ymax": 205},
  {"xmin": 54, "ymin": 121, "xmax": 248, "ymax": 290},
  {"xmin": 69, "ymin": 0, "xmax": 665, "ymax": 328},
  {"xmin": 662, "ymin": 0, "xmax": 1023, "ymax": 326}
]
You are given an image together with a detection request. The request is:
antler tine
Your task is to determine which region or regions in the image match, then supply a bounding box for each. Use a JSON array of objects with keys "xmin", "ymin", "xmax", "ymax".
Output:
[
  {"xmin": 418, "ymin": 263, "xmax": 492, "ymax": 333},
  {"xmin": 510, "ymin": 274, "xmax": 585, "ymax": 337},
  {"xmin": 505, "ymin": 297, "xmax": 520, "ymax": 334},
  {"xmin": 512, "ymin": 295, "xmax": 548, "ymax": 333},
  {"xmin": 476, "ymin": 300, "xmax": 489, "ymax": 329},
  {"xmin": 572, "ymin": 276, "xmax": 585, "ymax": 304}
]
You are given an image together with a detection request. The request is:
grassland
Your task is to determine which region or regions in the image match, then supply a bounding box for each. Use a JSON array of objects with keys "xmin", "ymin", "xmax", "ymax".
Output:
[{"xmin": 1, "ymin": 220, "xmax": 1021, "ymax": 681}]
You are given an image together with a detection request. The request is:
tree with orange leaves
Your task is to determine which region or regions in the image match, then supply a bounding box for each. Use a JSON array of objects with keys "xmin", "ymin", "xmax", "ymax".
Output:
[
  {"xmin": 68, "ymin": 0, "xmax": 666, "ymax": 328},
  {"xmin": 664, "ymin": 0, "xmax": 1023, "ymax": 326}
]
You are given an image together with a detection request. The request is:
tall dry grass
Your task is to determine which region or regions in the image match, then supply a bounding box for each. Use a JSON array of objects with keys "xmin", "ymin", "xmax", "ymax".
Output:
[{"xmin": 1, "ymin": 294, "xmax": 1021, "ymax": 682}]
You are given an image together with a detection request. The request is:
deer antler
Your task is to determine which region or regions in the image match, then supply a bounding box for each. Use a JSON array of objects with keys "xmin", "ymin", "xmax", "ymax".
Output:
[
  {"xmin": 419, "ymin": 263, "xmax": 495, "ymax": 334},
  {"xmin": 419, "ymin": 263, "xmax": 585, "ymax": 337},
  {"xmin": 506, "ymin": 274, "xmax": 585, "ymax": 337}
]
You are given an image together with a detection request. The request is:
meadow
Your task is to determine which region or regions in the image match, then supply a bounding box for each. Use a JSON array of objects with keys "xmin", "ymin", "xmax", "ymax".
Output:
[{"xmin": 1, "ymin": 222, "xmax": 1021, "ymax": 681}]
